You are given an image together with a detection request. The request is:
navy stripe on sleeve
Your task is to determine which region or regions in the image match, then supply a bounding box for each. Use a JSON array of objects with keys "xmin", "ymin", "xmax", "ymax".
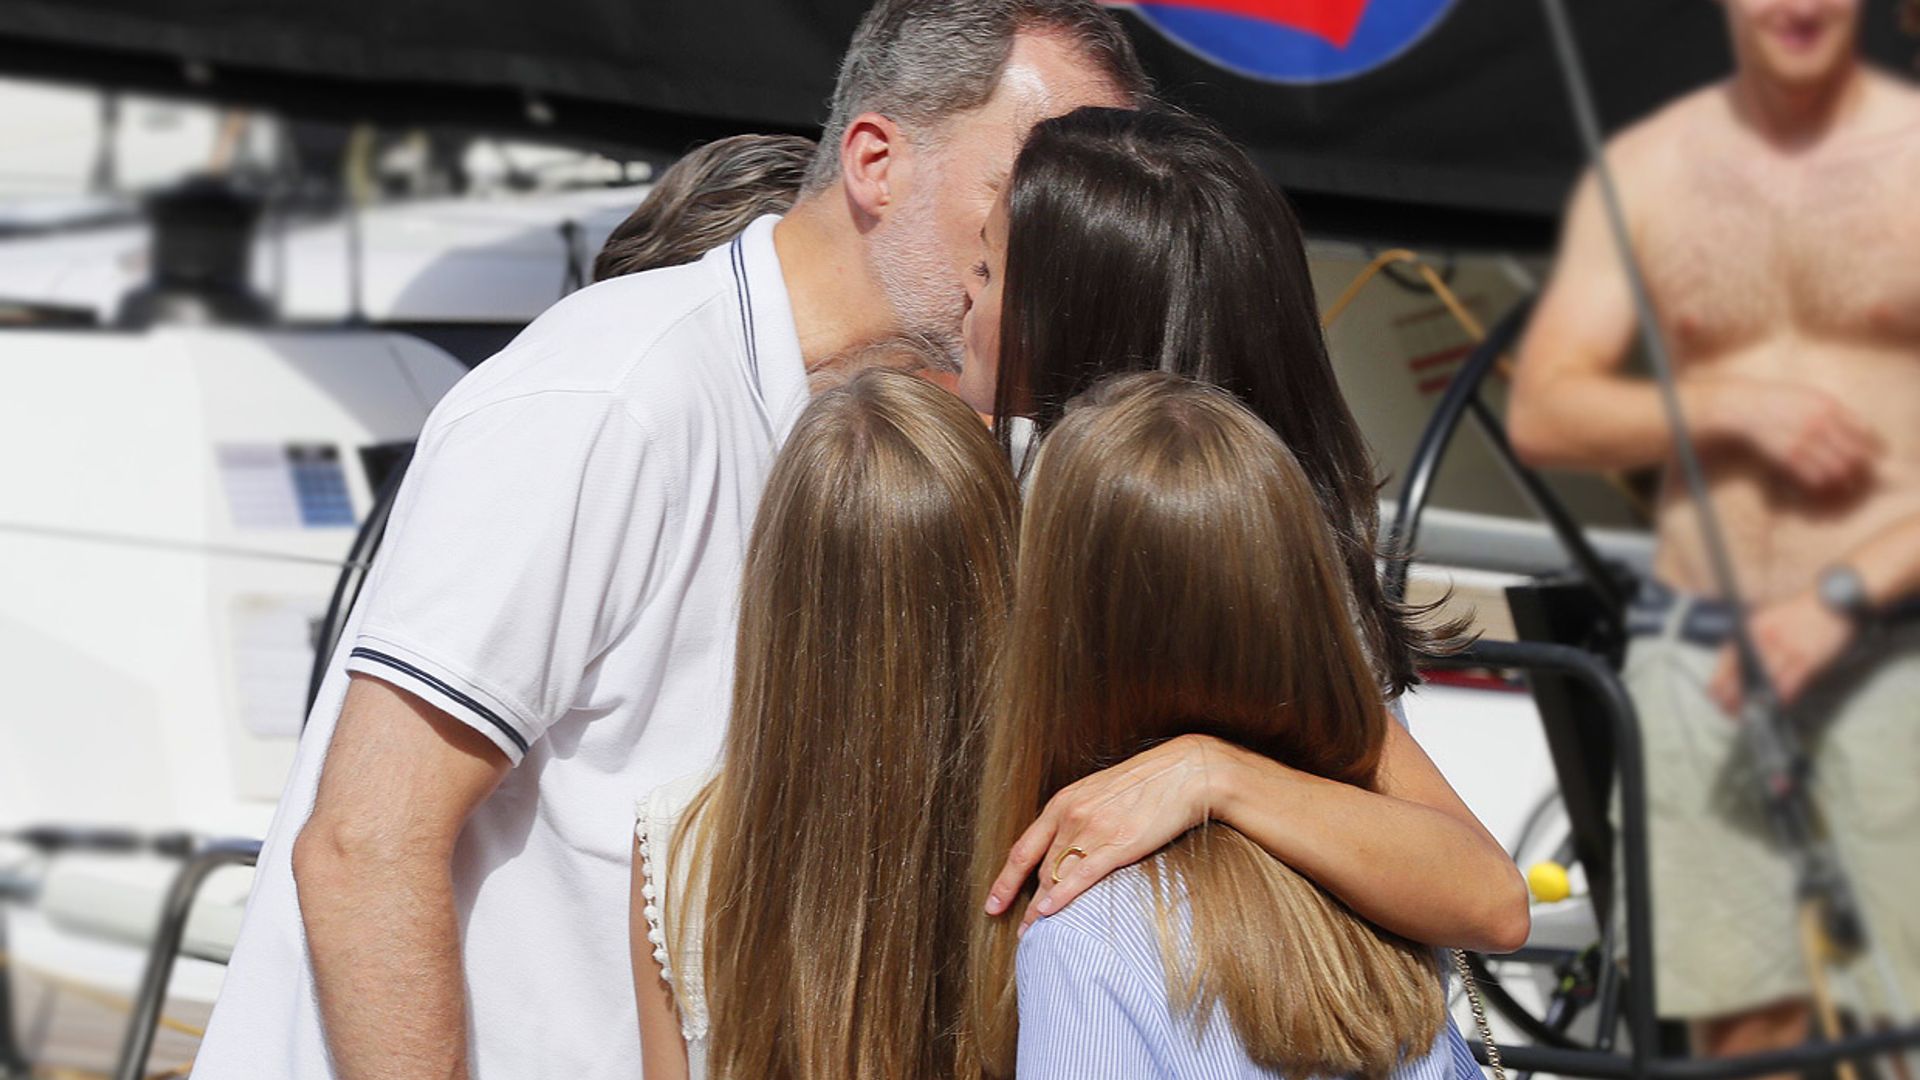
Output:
[{"xmin": 349, "ymin": 647, "xmax": 532, "ymax": 754}]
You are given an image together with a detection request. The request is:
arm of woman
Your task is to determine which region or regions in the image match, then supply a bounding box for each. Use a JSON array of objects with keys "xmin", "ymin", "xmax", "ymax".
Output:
[
  {"xmin": 986, "ymin": 724, "xmax": 1530, "ymax": 954},
  {"xmin": 631, "ymin": 840, "xmax": 691, "ymax": 1080}
]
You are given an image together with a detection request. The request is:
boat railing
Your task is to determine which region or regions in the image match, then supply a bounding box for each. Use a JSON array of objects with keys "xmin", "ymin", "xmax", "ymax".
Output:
[
  {"xmin": 113, "ymin": 838, "xmax": 262, "ymax": 1080},
  {"xmin": 1397, "ymin": 296, "xmax": 1920, "ymax": 1078}
]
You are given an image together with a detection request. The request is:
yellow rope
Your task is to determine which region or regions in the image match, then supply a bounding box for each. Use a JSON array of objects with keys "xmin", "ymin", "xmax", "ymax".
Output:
[
  {"xmin": 1799, "ymin": 903, "xmax": 1862, "ymax": 1080},
  {"xmin": 0, "ymin": 948, "xmax": 208, "ymax": 1039},
  {"xmin": 1320, "ymin": 248, "xmax": 1502, "ymax": 374},
  {"xmin": 1413, "ymin": 261, "xmax": 1486, "ymax": 340},
  {"xmin": 1320, "ymin": 248, "xmax": 1421, "ymax": 331}
]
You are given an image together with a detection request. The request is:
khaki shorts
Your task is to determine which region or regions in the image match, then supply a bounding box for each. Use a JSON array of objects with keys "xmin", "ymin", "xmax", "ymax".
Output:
[{"xmin": 1622, "ymin": 608, "xmax": 1920, "ymax": 1020}]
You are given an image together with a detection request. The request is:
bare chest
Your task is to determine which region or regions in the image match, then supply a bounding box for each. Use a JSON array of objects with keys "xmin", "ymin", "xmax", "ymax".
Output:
[{"xmin": 1635, "ymin": 137, "xmax": 1920, "ymax": 356}]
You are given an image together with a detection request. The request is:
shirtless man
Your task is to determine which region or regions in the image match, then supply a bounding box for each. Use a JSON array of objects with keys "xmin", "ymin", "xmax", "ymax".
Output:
[{"xmin": 1510, "ymin": 0, "xmax": 1920, "ymax": 1062}]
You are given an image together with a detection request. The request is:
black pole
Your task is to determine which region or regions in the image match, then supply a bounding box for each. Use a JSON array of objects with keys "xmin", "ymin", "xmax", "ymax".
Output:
[
  {"xmin": 307, "ymin": 447, "xmax": 412, "ymax": 718},
  {"xmin": 0, "ymin": 895, "xmax": 32, "ymax": 1078},
  {"xmin": 1386, "ymin": 297, "xmax": 1534, "ymax": 601},
  {"xmin": 1383, "ymin": 294, "xmax": 1626, "ymax": 621},
  {"xmin": 1430, "ymin": 638, "xmax": 1656, "ymax": 1070},
  {"xmin": 112, "ymin": 840, "xmax": 262, "ymax": 1080},
  {"xmin": 560, "ymin": 219, "xmax": 585, "ymax": 295},
  {"xmin": 1431, "ymin": 639, "xmax": 1920, "ymax": 1078},
  {"xmin": 1463, "ymin": 394, "xmax": 1625, "ymax": 612},
  {"xmin": 1482, "ymin": 1022, "xmax": 1920, "ymax": 1080}
]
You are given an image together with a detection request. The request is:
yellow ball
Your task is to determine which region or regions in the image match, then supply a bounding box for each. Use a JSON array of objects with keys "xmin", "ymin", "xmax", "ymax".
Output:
[{"xmin": 1527, "ymin": 861, "xmax": 1572, "ymax": 904}]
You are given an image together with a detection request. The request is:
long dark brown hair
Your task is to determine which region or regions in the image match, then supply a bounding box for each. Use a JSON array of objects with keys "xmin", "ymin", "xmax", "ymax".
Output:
[
  {"xmin": 677, "ymin": 369, "xmax": 1017, "ymax": 1080},
  {"xmin": 990, "ymin": 105, "xmax": 1441, "ymax": 692},
  {"xmin": 970, "ymin": 374, "xmax": 1443, "ymax": 1079}
]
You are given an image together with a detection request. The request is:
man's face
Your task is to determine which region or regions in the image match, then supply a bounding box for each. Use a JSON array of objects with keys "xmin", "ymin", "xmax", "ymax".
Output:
[
  {"xmin": 1724, "ymin": 0, "xmax": 1861, "ymax": 89},
  {"xmin": 867, "ymin": 29, "xmax": 1131, "ymax": 365}
]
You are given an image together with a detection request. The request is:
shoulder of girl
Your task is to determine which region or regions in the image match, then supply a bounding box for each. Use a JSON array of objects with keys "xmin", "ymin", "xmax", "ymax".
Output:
[
  {"xmin": 638, "ymin": 768, "xmax": 717, "ymax": 820},
  {"xmin": 1020, "ymin": 869, "xmax": 1158, "ymax": 965}
]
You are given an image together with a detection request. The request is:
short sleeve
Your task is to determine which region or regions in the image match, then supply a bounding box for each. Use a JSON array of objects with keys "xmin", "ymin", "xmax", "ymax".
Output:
[
  {"xmin": 1015, "ymin": 918, "xmax": 1178, "ymax": 1079},
  {"xmin": 345, "ymin": 391, "xmax": 671, "ymax": 764}
]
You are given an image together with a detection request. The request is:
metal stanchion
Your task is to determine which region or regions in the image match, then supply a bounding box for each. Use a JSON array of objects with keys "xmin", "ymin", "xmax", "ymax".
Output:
[{"xmin": 112, "ymin": 839, "xmax": 261, "ymax": 1080}]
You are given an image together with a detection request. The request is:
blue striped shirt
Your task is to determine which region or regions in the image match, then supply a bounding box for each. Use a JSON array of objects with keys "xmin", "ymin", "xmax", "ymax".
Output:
[{"xmin": 1017, "ymin": 867, "xmax": 1484, "ymax": 1079}]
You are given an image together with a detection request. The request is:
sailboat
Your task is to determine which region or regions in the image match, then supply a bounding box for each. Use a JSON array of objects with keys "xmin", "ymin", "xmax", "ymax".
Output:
[{"xmin": 9, "ymin": 1, "xmax": 1906, "ymax": 1074}]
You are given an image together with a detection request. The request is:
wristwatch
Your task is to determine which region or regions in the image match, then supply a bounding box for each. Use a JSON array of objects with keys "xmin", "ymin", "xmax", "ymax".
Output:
[{"xmin": 1817, "ymin": 564, "xmax": 1875, "ymax": 624}]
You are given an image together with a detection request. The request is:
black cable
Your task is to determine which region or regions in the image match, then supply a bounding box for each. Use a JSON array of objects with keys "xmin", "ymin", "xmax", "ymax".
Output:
[
  {"xmin": 1508, "ymin": 788, "xmax": 1564, "ymax": 865},
  {"xmin": 559, "ymin": 219, "xmax": 585, "ymax": 296},
  {"xmin": 1467, "ymin": 951, "xmax": 1591, "ymax": 1051},
  {"xmin": 0, "ymin": 826, "xmax": 195, "ymax": 858},
  {"xmin": 306, "ymin": 445, "xmax": 413, "ymax": 718}
]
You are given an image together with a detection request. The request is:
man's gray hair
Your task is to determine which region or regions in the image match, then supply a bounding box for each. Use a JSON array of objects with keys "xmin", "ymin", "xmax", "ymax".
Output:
[{"xmin": 803, "ymin": 0, "xmax": 1152, "ymax": 191}]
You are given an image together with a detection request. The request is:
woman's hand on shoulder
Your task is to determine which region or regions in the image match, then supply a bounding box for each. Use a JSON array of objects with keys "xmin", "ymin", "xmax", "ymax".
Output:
[{"xmin": 984, "ymin": 734, "xmax": 1258, "ymax": 929}]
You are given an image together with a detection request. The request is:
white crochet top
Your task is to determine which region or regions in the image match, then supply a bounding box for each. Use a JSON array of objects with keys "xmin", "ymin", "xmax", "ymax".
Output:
[{"xmin": 635, "ymin": 771, "xmax": 715, "ymax": 1079}]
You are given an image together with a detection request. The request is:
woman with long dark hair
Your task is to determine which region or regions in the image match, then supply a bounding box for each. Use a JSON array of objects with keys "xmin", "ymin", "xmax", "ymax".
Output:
[{"xmin": 963, "ymin": 107, "xmax": 1529, "ymax": 961}]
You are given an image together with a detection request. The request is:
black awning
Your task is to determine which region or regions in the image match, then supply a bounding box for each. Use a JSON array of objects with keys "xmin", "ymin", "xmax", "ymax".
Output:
[{"xmin": 2, "ymin": 0, "xmax": 1915, "ymax": 248}]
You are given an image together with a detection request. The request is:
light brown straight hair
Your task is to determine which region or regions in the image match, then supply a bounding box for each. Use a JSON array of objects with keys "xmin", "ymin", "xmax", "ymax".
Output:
[
  {"xmin": 674, "ymin": 368, "xmax": 1017, "ymax": 1080},
  {"xmin": 969, "ymin": 373, "xmax": 1445, "ymax": 1080},
  {"xmin": 592, "ymin": 133, "xmax": 814, "ymax": 281}
]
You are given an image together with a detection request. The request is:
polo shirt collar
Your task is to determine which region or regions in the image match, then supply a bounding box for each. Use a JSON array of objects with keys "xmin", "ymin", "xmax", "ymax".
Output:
[{"xmin": 722, "ymin": 214, "xmax": 808, "ymax": 445}]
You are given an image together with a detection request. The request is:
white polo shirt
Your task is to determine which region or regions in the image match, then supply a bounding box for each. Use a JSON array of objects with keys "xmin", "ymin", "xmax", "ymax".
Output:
[{"xmin": 192, "ymin": 216, "xmax": 808, "ymax": 1080}]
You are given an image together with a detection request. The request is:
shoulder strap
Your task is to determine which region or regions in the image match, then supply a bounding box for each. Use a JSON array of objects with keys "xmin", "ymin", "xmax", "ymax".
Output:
[{"xmin": 1450, "ymin": 950, "xmax": 1508, "ymax": 1080}]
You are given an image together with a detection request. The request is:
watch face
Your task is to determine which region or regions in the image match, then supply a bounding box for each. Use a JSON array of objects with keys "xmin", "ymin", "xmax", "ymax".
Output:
[{"xmin": 1821, "ymin": 566, "xmax": 1868, "ymax": 619}]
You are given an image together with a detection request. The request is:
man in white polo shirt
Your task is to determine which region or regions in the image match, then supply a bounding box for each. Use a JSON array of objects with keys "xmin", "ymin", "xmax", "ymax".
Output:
[{"xmin": 189, "ymin": 3, "xmax": 1146, "ymax": 1078}]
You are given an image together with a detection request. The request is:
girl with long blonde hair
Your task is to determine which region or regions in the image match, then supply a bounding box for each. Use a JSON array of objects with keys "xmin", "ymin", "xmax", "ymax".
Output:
[
  {"xmin": 632, "ymin": 368, "xmax": 1017, "ymax": 1080},
  {"xmin": 971, "ymin": 373, "xmax": 1483, "ymax": 1079}
]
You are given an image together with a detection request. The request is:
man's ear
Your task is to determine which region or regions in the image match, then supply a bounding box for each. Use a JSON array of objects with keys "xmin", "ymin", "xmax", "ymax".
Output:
[{"xmin": 841, "ymin": 112, "xmax": 905, "ymax": 225}]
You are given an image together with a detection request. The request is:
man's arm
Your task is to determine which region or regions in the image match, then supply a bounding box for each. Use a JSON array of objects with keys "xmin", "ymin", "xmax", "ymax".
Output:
[
  {"xmin": 1508, "ymin": 171, "xmax": 1666, "ymax": 471},
  {"xmin": 987, "ymin": 723, "xmax": 1531, "ymax": 955},
  {"xmin": 1508, "ymin": 172, "xmax": 1879, "ymax": 493},
  {"xmin": 291, "ymin": 675, "xmax": 509, "ymax": 1080},
  {"xmin": 1848, "ymin": 511, "xmax": 1920, "ymax": 608},
  {"xmin": 1708, "ymin": 510, "xmax": 1920, "ymax": 710}
]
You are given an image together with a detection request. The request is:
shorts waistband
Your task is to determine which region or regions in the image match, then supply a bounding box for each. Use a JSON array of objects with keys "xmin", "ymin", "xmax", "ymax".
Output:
[{"xmin": 1628, "ymin": 578, "xmax": 1920, "ymax": 648}]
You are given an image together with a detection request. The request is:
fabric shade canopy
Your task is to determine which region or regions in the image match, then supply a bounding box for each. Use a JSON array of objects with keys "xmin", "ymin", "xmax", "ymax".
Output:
[{"xmin": 1, "ymin": 0, "xmax": 1914, "ymax": 247}]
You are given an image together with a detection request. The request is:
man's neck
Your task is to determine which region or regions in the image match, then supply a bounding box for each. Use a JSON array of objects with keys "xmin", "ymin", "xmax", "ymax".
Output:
[
  {"xmin": 1731, "ymin": 60, "xmax": 1869, "ymax": 150},
  {"xmin": 772, "ymin": 193, "xmax": 897, "ymax": 375}
]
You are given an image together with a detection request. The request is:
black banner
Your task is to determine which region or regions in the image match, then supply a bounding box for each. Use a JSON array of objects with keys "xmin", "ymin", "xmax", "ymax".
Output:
[{"xmin": 1, "ymin": 0, "xmax": 1914, "ymax": 246}]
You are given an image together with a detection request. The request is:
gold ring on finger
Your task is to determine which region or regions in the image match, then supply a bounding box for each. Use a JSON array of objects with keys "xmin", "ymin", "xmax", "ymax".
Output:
[{"xmin": 1050, "ymin": 845, "xmax": 1088, "ymax": 884}]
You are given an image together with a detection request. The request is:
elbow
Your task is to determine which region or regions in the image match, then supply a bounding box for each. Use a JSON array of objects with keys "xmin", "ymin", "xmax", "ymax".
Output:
[
  {"xmin": 291, "ymin": 816, "xmax": 352, "ymax": 919},
  {"xmin": 1503, "ymin": 343, "xmax": 1573, "ymax": 470},
  {"xmin": 292, "ymin": 812, "xmax": 409, "ymax": 920},
  {"xmin": 1477, "ymin": 862, "xmax": 1533, "ymax": 955},
  {"xmin": 1505, "ymin": 402, "xmax": 1563, "ymax": 471}
]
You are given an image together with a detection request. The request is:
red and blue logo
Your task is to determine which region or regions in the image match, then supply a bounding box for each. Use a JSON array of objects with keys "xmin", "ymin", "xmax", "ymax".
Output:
[{"xmin": 1113, "ymin": 0, "xmax": 1458, "ymax": 84}]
